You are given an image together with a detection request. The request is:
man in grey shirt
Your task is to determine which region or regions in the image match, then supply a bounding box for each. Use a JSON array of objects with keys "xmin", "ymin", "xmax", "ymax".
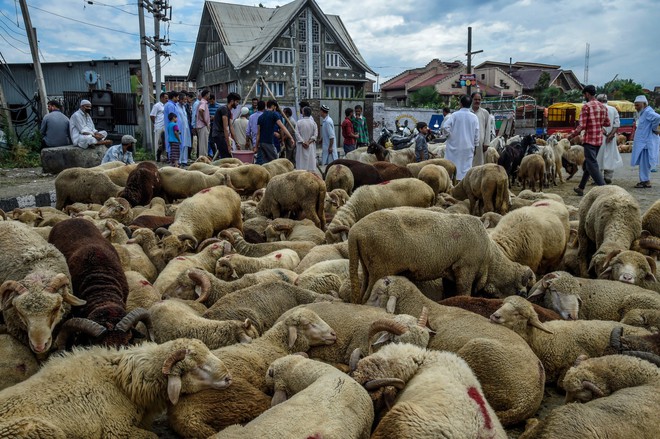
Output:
[{"xmin": 40, "ymin": 100, "xmax": 71, "ymax": 148}]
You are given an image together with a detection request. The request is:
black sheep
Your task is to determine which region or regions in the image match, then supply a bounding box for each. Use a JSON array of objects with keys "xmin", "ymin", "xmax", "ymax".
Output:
[
  {"xmin": 497, "ymin": 141, "xmax": 526, "ymax": 187},
  {"xmin": 118, "ymin": 161, "xmax": 163, "ymax": 206},
  {"xmin": 324, "ymin": 159, "xmax": 383, "ymax": 189}
]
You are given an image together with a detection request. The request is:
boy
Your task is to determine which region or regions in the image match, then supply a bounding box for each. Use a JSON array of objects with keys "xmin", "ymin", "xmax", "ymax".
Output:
[
  {"xmin": 415, "ymin": 121, "xmax": 430, "ymax": 162},
  {"xmin": 167, "ymin": 112, "xmax": 181, "ymax": 167}
]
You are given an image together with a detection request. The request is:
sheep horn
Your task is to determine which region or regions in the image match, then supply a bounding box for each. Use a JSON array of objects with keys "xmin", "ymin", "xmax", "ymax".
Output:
[
  {"xmin": 368, "ymin": 320, "xmax": 408, "ymax": 342},
  {"xmin": 581, "ymin": 380, "xmax": 604, "ymax": 398},
  {"xmin": 349, "ymin": 348, "xmax": 362, "ymax": 373},
  {"xmin": 0, "ymin": 208, "xmax": 5, "ymax": 220},
  {"xmin": 105, "ymin": 220, "xmax": 116, "ymax": 232},
  {"xmin": 178, "ymin": 234, "xmax": 198, "ymax": 249},
  {"xmin": 55, "ymin": 318, "xmax": 107, "ymax": 349},
  {"xmin": 639, "ymin": 236, "xmax": 660, "ymax": 251},
  {"xmin": 188, "ymin": 269, "xmax": 211, "ymax": 303},
  {"xmin": 364, "ymin": 378, "xmax": 406, "ymax": 391},
  {"xmin": 162, "ymin": 349, "xmax": 189, "ymax": 375},
  {"xmin": 601, "ymin": 250, "xmax": 622, "ymax": 270},
  {"xmin": 0, "ymin": 280, "xmax": 29, "ymax": 311},
  {"xmin": 197, "ymin": 237, "xmax": 222, "ymax": 253},
  {"xmin": 621, "ymin": 351, "xmax": 660, "ymax": 367},
  {"xmin": 44, "ymin": 273, "xmax": 70, "ymax": 294},
  {"xmin": 155, "ymin": 227, "xmax": 172, "ymax": 237},
  {"xmin": 123, "ymin": 226, "xmax": 133, "ymax": 239},
  {"xmin": 418, "ymin": 306, "xmax": 428, "ymax": 328},
  {"xmin": 573, "ymin": 354, "xmax": 588, "ymax": 367},
  {"xmin": 609, "ymin": 327, "xmax": 624, "ymax": 352},
  {"xmin": 116, "ymin": 308, "xmax": 153, "ymax": 341}
]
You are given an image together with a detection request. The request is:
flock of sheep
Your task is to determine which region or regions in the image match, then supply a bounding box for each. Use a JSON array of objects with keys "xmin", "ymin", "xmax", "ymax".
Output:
[{"xmin": 0, "ymin": 136, "xmax": 659, "ymax": 438}]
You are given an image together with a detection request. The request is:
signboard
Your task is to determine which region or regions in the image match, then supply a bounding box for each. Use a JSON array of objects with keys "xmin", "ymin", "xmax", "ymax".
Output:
[
  {"xmin": 459, "ymin": 74, "xmax": 477, "ymax": 87},
  {"xmin": 372, "ymin": 102, "xmax": 440, "ymax": 138}
]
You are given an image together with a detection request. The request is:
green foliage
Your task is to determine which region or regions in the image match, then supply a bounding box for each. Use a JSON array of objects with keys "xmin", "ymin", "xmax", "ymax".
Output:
[
  {"xmin": 133, "ymin": 148, "xmax": 154, "ymax": 162},
  {"xmin": 0, "ymin": 125, "xmax": 42, "ymax": 168},
  {"xmin": 563, "ymin": 90, "xmax": 584, "ymax": 103},
  {"xmin": 408, "ymin": 86, "xmax": 442, "ymax": 109},
  {"xmin": 604, "ymin": 79, "xmax": 646, "ymax": 102}
]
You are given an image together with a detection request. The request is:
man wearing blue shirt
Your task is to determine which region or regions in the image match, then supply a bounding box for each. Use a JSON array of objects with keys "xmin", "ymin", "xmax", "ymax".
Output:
[
  {"xmin": 101, "ymin": 135, "xmax": 136, "ymax": 165},
  {"xmin": 256, "ymin": 100, "xmax": 291, "ymax": 164},
  {"xmin": 631, "ymin": 95, "xmax": 660, "ymax": 188}
]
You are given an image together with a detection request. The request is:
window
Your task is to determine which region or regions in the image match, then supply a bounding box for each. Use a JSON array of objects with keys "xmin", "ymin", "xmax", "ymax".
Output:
[
  {"xmin": 299, "ymin": 43, "xmax": 307, "ymax": 53},
  {"xmin": 227, "ymin": 82, "xmax": 238, "ymax": 93},
  {"xmin": 325, "ymin": 85, "xmax": 355, "ymax": 99},
  {"xmin": 203, "ymin": 41, "xmax": 227, "ymax": 71},
  {"xmin": 256, "ymin": 81, "xmax": 285, "ymax": 98},
  {"xmin": 298, "ymin": 16, "xmax": 307, "ymax": 42},
  {"xmin": 300, "ymin": 78, "xmax": 307, "ymax": 87},
  {"xmin": 325, "ymin": 51, "xmax": 350, "ymax": 69},
  {"xmin": 312, "ymin": 18, "xmax": 320, "ymax": 43},
  {"xmin": 325, "ymin": 32, "xmax": 335, "ymax": 44},
  {"xmin": 481, "ymin": 74, "xmax": 485, "ymax": 80},
  {"xmin": 261, "ymin": 48, "xmax": 294, "ymax": 66}
]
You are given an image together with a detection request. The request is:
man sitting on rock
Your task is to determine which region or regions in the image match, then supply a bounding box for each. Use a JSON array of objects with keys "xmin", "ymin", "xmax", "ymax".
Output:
[
  {"xmin": 70, "ymin": 99, "xmax": 111, "ymax": 148},
  {"xmin": 40, "ymin": 100, "xmax": 71, "ymax": 148},
  {"xmin": 101, "ymin": 135, "xmax": 136, "ymax": 165}
]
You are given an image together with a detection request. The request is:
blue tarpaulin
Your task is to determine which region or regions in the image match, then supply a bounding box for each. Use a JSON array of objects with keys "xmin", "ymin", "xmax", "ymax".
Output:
[{"xmin": 429, "ymin": 114, "xmax": 444, "ymax": 130}]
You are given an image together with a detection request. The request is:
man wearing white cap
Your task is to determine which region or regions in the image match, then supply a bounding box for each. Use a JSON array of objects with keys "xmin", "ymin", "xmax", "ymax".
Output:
[
  {"xmin": 232, "ymin": 106, "xmax": 250, "ymax": 150},
  {"xmin": 101, "ymin": 135, "xmax": 136, "ymax": 165},
  {"xmin": 631, "ymin": 95, "xmax": 660, "ymax": 188},
  {"xmin": 595, "ymin": 94, "xmax": 622, "ymax": 184},
  {"xmin": 69, "ymin": 99, "xmax": 109, "ymax": 148}
]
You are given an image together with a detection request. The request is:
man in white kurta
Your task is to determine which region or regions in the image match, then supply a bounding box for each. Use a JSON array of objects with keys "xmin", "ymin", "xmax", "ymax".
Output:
[
  {"xmin": 445, "ymin": 95, "xmax": 480, "ymax": 180},
  {"xmin": 470, "ymin": 92, "xmax": 491, "ymax": 166},
  {"xmin": 595, "ymin": 94, "xmax": 622, "ymax": 184},
  {"xmin": 69, "ymin": 99, "xmax": 108, "ymax": 148},
  {"xmin": 295, "ymin": 106, "xmax": 318, "ymax": 172}
]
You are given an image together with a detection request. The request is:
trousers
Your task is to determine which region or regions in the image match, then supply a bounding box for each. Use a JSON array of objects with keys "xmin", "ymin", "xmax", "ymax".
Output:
[{"xmin": 579, "ymin": 143, "xmax": 605, "ymax": 188}]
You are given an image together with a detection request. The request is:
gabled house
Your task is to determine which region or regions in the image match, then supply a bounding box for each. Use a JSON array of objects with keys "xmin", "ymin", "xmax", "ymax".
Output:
[
  {"xmin": 475, "ymin": 61, "xmax": 582, "ymax": 94},
  {"xmin": 187, "ymin": 0, "xmax": 375, "ymax": 103}
]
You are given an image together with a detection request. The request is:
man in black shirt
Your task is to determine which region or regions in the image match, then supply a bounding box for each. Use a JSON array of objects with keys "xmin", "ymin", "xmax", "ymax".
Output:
[{"xmin": 212, "ymin": 92, "xmax": 241, "ymax": 159}]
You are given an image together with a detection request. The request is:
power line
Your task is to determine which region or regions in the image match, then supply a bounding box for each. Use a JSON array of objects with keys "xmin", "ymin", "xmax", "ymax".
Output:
[
  {"xmin": 0, "ymin": 14, "xmax": 25, "ymax": 35},
  {"xmin": 0, "ymin": 32, "xmax": 30, "ymax": 54},
  {"xmin": 0, "ymin": 25, "xmax": 28, "ymax": 45},
  {"xmin": 29, "ymin": 5, "xmax": 140, "ymax": 37},
  {"xmin": 83, "ymin": 0, "xmax": 138, "ymax": 16}
]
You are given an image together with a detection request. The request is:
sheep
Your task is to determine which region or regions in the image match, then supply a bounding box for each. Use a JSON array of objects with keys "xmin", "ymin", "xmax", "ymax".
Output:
[
  {"xmin": 215, "ymin": 249, "xmax": 300, "ymax": 281},
  {"xmin": 480, "ymin": 211, "xmax": 502, "ymax": 229},
  {"xmin": 519, "ymin": 355, "xmax": 660, "ymax": 439},
  {"xmin": 620, "ymin": 309, "xmax": 660, "ymax": 333},
  {"xmin": 214, "ymin": 164, "xmax": 271, "ymax": 195},
  {"xmin": 220, "ymin": 227, "xmax": 316, "ymax": 260},
  {"xmin": 264, "ymin": 218, "xmax": 325, "ymax": 245},
  {"xmin": 113, "ymin": 239, "xmax": 158, "ymax": 283},
  {"xmin": 562, "ymin": 144, "xmax": 585, "ymax": 180},
  {"xmin": 417, "ymin": 164, "xmax": 452, "ymax": 196},
  {"xmin": 451, "ymin": 163, "xmax": 509, "ymax": 215},
  {"xmin": 0, "ymin": 338, "xmax": 232, "ymax": 438},
  {"xmin": 489, "ymin": 295, "xmax": 651, "ymax": 385},
  {"xmin": 48, "ymin": 218, "xmax": 151, "ymax": 348},
  {"xmin": 168, "ymin": 308, "xmax": 337, "ymax": 438},
  {"xmin": 212, "ymin": 157, "xmax": 244, "ymax": 166},
  {"xmin": 489, "ymin": 199, "xmax": 570, "ymax": 275},
  {"xmin": 324, "ymin": 163, "xmax": 354, "ymax": 195},
  {"xmin": 484, "ymin": 145, "xmax": 500, "ymax": 163},
  {"xmin": 241, "ymin": 215, "xmax": 270, "ymax": 243},
  {"xmin": 262, "ymin": 158, "xmax": 294, "ymax": 177},
  {"xmin": 518, "ymin": 153, "xmax": 546, "ymax": 192},
  {"xmin": 101, "ymin": 163, "xmax": 138, "ymax": 186},
  {"xmin": 324, "ymin": 188, "xmax": 350, "ymax": 224},
  {"xmin": 326, "ymin": 178, "xmax": 435, "ymax": 243},
  {"xmin": 367, "ymin": 142, "xmax": 416, "ymax": 166},
  {"xmin": 214, "ymin": 354, "xmax": 373, "ymax": 439},
  {"xmin": 349, "ymin": 208, "xmax": 535, "ymax": 303},
  {"xmin": 295, "ymin": 241, "xmax": 349, "ymax": 273},
  {"xmin": 54, "ymin": 167, "xmax": 123, "ymax": 209},
  {"xmin": 497, "ymin": 140, "xmax": 526, "ymax": 186},
  {"xmin": 0, "ymin": 334, "xmax": 40, "ymax": 391},
  {"xmin": 577, "ymin": 185, "xmax": 642, "ymax": 277},
  {"xmin": 365, "ymin": 276, "xmax": 545, "ymax": 426},
  {"xmin": 158, "ymin": 167, "xmax": 229, "ymax": 200},
  {"xmin": 163, "ymin": 267, "xmax": 297, "ymax": 306},
  {"xmin": 118, "ymin": 161, "xmax": 163, "ymax": 207},
  {"xmin": 642, "ymin": 199, "xmax": 660, "ymax": 237},
  {"xmin": 125, "ymin": 271, "xmax": 161, "ymax": 312},
  {"xmin": 439, "ymin": 296, "xmax": 561, "ymax": 322},
  {"xmin": 528, "ymin": 271, "xmax": 660, "ymax": 321},
  {"xmin": 148, "ymin": 299, "xmax": 259, "ymax": 348},
  {"xmin": 372, "ymin": 161, "xmax": 413, "ymax": 180},
  {"xmin": 598, "ymin": 249, "xmax": 659, "ymax": 292},
  {"xmin": 405, "ymin": 158, "xmax": 457, "ymax": 182},
  {"xmin": 344, "ymin": 146, "xmax": 368, "ymax": 160},
  {"xmin": 324, "ymin": 159, "xmax": 382, "ymax": 189},
  {"xmin": 546, "ymin": 136, "xmax": 565, "ymax": 184},
  {"xmin": 0, "ymin": 221, "xmax": 85, "ymax": 356},
  {"xmin": 516, "ymin": 189, "xmax": 564, "ymax": 203},
  {"xmin": 350, "ymin": 343, "xmax": 507, "ymax": 439},
  {"xmin": 538, "ymin": 144, "xmax": 557, "ymax": 186}
]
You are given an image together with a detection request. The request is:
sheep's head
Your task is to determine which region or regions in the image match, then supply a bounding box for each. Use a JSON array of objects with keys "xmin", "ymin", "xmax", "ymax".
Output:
[
  {"xmin": 266, "ymin": 353, "xmax": 314, "ymax": 407},
  {"xmin": 215, "ymin": 257, "xmax": 239, "ymax": 281},
  {"xmin": 158, "ymin": 232, "xmax": 197, "ymax": 261},
  {"xmin": 11, "ymin": 208, "xmax": 43, "ymax": 227},
  {"xmin": 489, "ymin": 296, "xmax": 554, "ymax": 335},
  {"xmin": 163, "ymin": 268, "xmax": 211, "ymax": 301},
  {"xmin": 231, "ymin": 319, "xmax": 259, "ymax": 344},
  {"xmin": 324, "ymin": 190, "xmax": 349, "ymax": 223},
  {"xmin": 480, "ymin": 212, "xmax": 502, "ymax": 229},
  {"xmin": 283, "ymin": 309, "xmax": 336, "ymax": 351},
  {"xmin": 366, "ymin": 276, "xmax": 417, "ymax": 313},
  {"xmin": 1, "ymin": 273, "xmax": 85, "ymax": 354},
  {"xmin": 528, "ymin": 271, "xmax": 581, "ymax": 320},
  {"xmin": 486, "ymin": 263, "xmax": 535, "ymax": 298},
  {"xmin": 368, "ymin": 309, "xmax": 433, "ymax": 354},
  {"xmin": 599, "ymin": 250, "xmax": 657, "ymax": 286},
  {"xmin": 562, "ymin": 355, "xmax": 608, "ymax": 404},
  {"xmin": 264, "ymin": 220, "xmax": 293, "ymax": 242},
  {"xmin": 98, "ymin": 197, "xmax": 132, "ymax": 222},
  {"xmin": 620, "ymin": 309, "xmax": 660, "ymax": 334},
  {"xmin": 161, "ymin": 338, "xmax": 232, "ymax": 405}
]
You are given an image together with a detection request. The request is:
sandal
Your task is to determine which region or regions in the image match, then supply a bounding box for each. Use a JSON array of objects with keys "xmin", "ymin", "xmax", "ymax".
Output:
[{"xmin": 634, "ymin": 181, "xmax": 652, "ymax": 188}]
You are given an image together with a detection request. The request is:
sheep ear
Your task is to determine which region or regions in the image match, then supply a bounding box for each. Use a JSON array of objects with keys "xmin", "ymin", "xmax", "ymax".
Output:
[
  {"xmin": 287, "ymin": 325, "xmax": 298, "ymax": 349},
  {"xmin": 386, "ymin": 296, "xmax": 397, "ymax": 313},
  {"xmin": 167, "ymin": 375, "xmax": 182, "ymax": 405},
  {"xmin": 644, "ymin": 257, "xmax": 657, "ymax": 280},
  {"xmin": 243, "ymin": 319, "xmax": 253, "ymax": 330},
  {"xmin": 529, "ymin": 317, "xmax": 554, "ymax": 334},
  {"xmin": 372, "ymin": 332, "xmax": 393, "ymax": 347},
  {"xmin": 598, "ymin": 266, "xmax": 613, "ymax": 279},
  {"xmin": 349, "ymin": 348, "xmax": 362, "ymax": 373},
  {"xmin": 271, "ymin": 389, "xmax": 288, "ymax": 407}
]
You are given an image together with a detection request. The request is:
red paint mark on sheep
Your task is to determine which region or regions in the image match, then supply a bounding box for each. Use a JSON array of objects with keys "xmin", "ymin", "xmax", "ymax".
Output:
[
  {"xmin": 200, "ymin": 188, "xmax": 212, "ymax": 193},
  {"xmin": 139, "ymin": 280, "xmax": 151, "ymax": 286},
  {"xmin": 467, "ymin": 387, "xmax": 493, "ymax": 430},
  {"xmin": 176, "ymin": 257, "xmax": 186, "ymax": 261},
  {"xmin": 275, "ymin": 253, "xmax": 282, "ymax": 259},
  {"xmin": 378, "ymin": 180, "xmax": 391, "ymax": 185},
  {"xmin": 533, "ymin": 201, "xmax": 550, "ymax": 207}
]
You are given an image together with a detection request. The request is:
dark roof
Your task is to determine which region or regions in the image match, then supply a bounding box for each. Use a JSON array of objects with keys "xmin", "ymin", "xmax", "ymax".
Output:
[
  {"xmin": 381, "ymin": 72, "xmax": 422, "ymax": 90},
  {"xmin": 408, "ymin": 73, "xmax": 451, "ymax": 91},
  {"xmin": 511, "ymin": 69, "xmax": 561, "ymax": 90}
]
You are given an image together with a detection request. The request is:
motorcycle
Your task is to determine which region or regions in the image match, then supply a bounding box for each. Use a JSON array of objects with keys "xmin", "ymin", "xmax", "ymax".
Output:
[{"xmin": 377, "ymin": 126, "xmax": 417, "ymax": 150}]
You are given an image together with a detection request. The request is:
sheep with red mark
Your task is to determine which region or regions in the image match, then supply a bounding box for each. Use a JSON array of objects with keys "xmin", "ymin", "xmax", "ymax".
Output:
[
  {"xmin": 0, "ymin": 221, "xmax": 85, "ymax": 356},
  {"xmin": 372, "ymin": 161, "xmax": 413, "ymax": 180},
  {"xmin": 324, "ymin": 159, "xmax": 383, "ymax": 189},
  {"xmin": 124, "ymin": 271, "xmax": 161, "ymax": 312},
  {"xmin": 219, "ymin": 228, "xmax": 316, "ymax": 260},
  {"xmin": 48, "ymin": 218, "xmax": 151, "ymax": 348},
  {"xmin": 215, "ymin": 249, "xmax": 301, "ymax": 281},
  {"xmin": 351, "ymin": 343, "xmax": 506, "ymax": 439},
  {"xmin": 118, "ymin": 161, "xmax": 163, "ymax": 207},
  {"xmin": 0, "ymin": 334, "xmax": 40, "ymax": 390}
]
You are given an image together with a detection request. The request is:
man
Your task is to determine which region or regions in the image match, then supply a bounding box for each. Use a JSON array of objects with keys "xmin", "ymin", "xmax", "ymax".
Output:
[
  {"xmin": 487, "ymin": 107, "xmax": 496, "ymax": 140},
  {"xmin": 631, "ymin": 95, "xmax": 660, "ymax": 189},
  {"xmin": 247, "ymin": 100, "xmax": 265, "ymax": 164},
  {"xmin": 195, "ymin": 90, "xmax": 210, "ymax": 159},
  {"xmin": 190, "ymin": 91, "xmax": 201, "ymax": 158},
  {"xmin": 176, "ymin": 92, "xmax": 192, "ymax": 166},
  {"xmin": 320, "ymin": 105, "xmax": 336, "ymax": 165},
  {"xmin": 212, "ymin": 92, "xmax": 241, "ymax": 159},
  {"xmin": 162, "ymin": 91, "xmax": 180, "ymax": 162},
  {"xmin": 69, "ymin": 99, "xmax": 109, "ymax": 148},
  {"xmin": 352, "ymin": 104, "xmax": 369, "ymax": 148},
  {"xmin": 232, "ymin": 106, "xmax": 250, "ymax": 150},
  {"xmin": 207, "ymin": 94, "xmax": 219, "ymax": 156},
  {"xmin": 250, "ymin": 97, "xmax": 259, "ymax": 115},
  {"xmin": 282, "ymin": 107, "xmax": 297, "ymax": 164},
  {"xmin": 444, "ymin": 95, "xmax": 480, "ymax": 180},
  {"xmin": 255, "ymin": 99, "xmax": 291, "ymax": 164},
  {"xmin": 414, "ymin": 122, "xmax": 430, "ymax": 162},
  {"xmin": 469, "ymin": 92, "xmax": 492, "ymax": 166},
  {"xmin": 295, "ymin": 106, "xmax": 318, "ymax": 171},
  {"xmin": 150, "ymin": 92, "xmax": 167, "ymax": 159},
  {"xmin": 440, "ymin": 107, "xmax": 451, "ymax": 137},
  {"xmin": 341, "ymin": 108, "xmax": 358, "ymax": 155},
  {"xmin": 40, "ymin": 100, "xmax": 70, "ymax": 148},
  {"xmin": 567, "ymin": 85, "xmax": 610, "ymax": 196},
  {"xmin": 101, "ymin": 135, "xmax": 136, "ymax": 165},
  {"xmin": 595, "ymin": 94, "xmax": 622, "ymax": 184}
]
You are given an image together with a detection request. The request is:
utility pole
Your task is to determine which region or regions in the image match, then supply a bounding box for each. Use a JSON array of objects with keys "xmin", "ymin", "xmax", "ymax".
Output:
[
  {"xmin": 584, "ymin": 42, "xmax": 590, "ymax": 84},
  {"xmin": 137, "ymin": 0, "xmax": 153, "ymax": 154},
  {"xmin": 146, "ymin": 0, "xmax": 172, "ymax": 96},
  {"xmin": 465, "ymin": 26, "xmax": 483, "ymax": 96},
  {"xmin": 18, "ymin": 0, "xmax": 48, "ymax": 118}
]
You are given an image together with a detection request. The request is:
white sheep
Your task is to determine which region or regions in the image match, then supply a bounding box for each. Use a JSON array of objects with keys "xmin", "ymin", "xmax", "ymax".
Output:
[
  {"xmin": 0, "ymin": 334, "xmax": 39, "ymax": 391},
  {"xmin": 215, "ymin": 249, "xmax": 300, "ymax": 281},
  {"xmin": 264, "ymin": 218, "xmax": 325, "ymax": 245}
]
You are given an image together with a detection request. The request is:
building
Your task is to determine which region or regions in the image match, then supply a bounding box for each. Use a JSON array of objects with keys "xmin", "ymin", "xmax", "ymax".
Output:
[
  {"xmin": 187, "ymin": 0, "xmax": 375, "ymax": 104},
  {"xmin": 475, "ymin": 61, "xmax": 582, "ymax": 94},
  {"xmin": 163, "ymin": 75, "xmax": 197, "ymax": 93}
]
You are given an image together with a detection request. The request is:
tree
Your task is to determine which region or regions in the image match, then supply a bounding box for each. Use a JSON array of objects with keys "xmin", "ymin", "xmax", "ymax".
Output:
[
  {"xmin": 538, "ymin": 86, "xmax": 563, "ymax": 106},
  {"xmin": 563, "ymin": 89, "xmax": 583, "ymax": 103},
  {"xmin": 408, "ymin": 86, "xmax": 441, "ymax": 109},
  {"xmin": 607, "ymin": 79, "xmax": 645, "ymax": 102}
]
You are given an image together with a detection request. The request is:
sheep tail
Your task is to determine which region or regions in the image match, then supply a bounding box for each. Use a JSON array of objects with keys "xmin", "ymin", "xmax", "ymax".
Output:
[
  {"xmin": 495, "ymin": 176, "xmax": 508, "ymax": 214},
  {"xmin": 348, "ymin": 235, "xmax": 361, "ymax": 304}
]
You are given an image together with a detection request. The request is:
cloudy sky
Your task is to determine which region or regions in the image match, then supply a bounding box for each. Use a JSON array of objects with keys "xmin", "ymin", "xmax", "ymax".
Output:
[{"xmin": 0, "ymin": 0, "xmax": 657, "ymax": 89}]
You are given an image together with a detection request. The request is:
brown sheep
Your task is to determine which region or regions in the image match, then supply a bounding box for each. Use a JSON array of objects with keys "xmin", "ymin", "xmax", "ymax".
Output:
[
  {"xmin": 257, "ymin": 170, "xmax": 326, "ymax": 230},
  {"xmin": 518, "ymin": 154, "xmax": 546, "ymax": 192},
  {"xmin": 417, "ymin": 164, "xmax": 452, "ymax": 196},
  {"xmin": 372, "ymin": 161, "xmax": 413, "ymax": 180},
  {"xmin": 117, "ymin": 161, "xmax": 162, "ymax": 207},
  {"xmin": 451, "ymin": 163, "xmax": 509, "ymax": 215}
]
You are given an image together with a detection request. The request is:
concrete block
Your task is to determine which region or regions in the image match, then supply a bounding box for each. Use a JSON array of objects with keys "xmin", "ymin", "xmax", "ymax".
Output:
[{"xmin": 41, "ymin": 145, "xmax": 108, "ymax": 174}]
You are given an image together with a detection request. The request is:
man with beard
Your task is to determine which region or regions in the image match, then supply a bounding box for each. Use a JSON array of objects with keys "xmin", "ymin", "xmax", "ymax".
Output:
[{"xmin": 69, "ymin": 99, "xmax": 110, "ymax": 148}]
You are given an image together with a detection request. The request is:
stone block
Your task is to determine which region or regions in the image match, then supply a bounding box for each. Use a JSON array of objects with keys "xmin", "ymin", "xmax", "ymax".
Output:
[{"xmin": 41, "ymin": 145, "xmax": 108, "ymax": 174}]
